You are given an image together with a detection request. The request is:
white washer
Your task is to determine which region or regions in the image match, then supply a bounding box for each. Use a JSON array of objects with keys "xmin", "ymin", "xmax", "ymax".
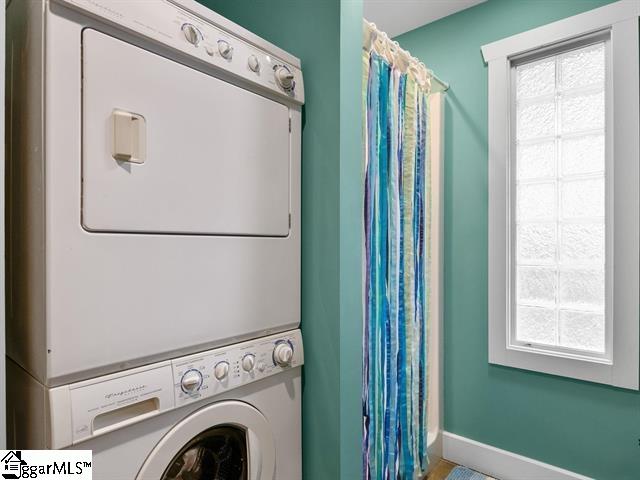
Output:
[
  {"xmin": 6, "ymin": 0, "xmax": 304, "ymax": 387},
  {"xmin": 8, "ymin": 330, "xmax": 303, "ymax": 479}
]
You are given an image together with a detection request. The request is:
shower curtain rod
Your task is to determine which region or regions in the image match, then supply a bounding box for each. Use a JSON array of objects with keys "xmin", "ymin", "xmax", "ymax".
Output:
[{"xmin": 363, "ymin": 19, "xmax": 450, "ymax": 93}]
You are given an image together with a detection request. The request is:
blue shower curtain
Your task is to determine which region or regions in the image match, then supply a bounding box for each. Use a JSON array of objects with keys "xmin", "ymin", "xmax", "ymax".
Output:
[{"xmin": 362, "ymin": 50, "xmax": 431, "ymax": 480}]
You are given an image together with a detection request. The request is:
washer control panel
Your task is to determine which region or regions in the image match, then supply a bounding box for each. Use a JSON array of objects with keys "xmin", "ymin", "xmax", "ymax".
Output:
[
  {"xmin": 56, "ymin": 0, "xmax": 304, "ymax": 104},
  {"xmin": 67, "ymin": 364, "xmax": 176, "ymax": 446},
  {"xmin": 172, "ymin": 330, "xmax": 303, "ymax": 406},
  {"xmin": 59, "ymin": 329, "xmax": 303, "ymax": 448}
]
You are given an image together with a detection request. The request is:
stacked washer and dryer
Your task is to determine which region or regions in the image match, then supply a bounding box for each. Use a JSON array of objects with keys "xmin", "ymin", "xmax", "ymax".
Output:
[{"xmin": 6, "ymin": 0, "xmax": 304, "ymax": 478}]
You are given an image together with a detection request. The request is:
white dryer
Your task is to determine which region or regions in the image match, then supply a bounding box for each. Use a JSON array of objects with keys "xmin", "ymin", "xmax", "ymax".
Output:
[
  {"xmin": 6, "ymin": 0, "xmax": 303, "ymax": 387},
  {"xmin": 8, "ymin": 330, "xmax": 303, "ymax": 479}
]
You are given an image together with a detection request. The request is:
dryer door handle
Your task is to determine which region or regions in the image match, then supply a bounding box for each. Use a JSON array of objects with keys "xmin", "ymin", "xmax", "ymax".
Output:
[{"xmin": 112, "ymin": 109, "xmax": 147, "ymax": 164}]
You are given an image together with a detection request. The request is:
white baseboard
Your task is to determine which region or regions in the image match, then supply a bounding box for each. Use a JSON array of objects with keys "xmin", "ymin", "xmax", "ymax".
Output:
[{"xmin": 442, "ymin": 432, "xmax": 592, "ymax": 480}]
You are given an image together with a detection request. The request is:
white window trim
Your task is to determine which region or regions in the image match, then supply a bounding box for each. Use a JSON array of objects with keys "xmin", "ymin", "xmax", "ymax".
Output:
[{"xmin": 482, "ymin": 0, "xmax": 640, "ymax": 390}]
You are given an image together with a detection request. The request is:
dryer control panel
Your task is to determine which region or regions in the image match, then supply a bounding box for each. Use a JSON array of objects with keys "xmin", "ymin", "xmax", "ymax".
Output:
[
  {"xmin": 54, "ymin": 0, "xmax": 304, "ymax": 104},
  {"xmin": 48, "ymin": 330, "xmax": 303, "ymax": 448}
]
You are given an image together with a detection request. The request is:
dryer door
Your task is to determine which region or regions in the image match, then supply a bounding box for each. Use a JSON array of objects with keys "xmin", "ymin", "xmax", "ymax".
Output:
[
  {"xmin": 137, "ymin": 401, "xmax": 275, "ymax": 480},
  {"xmin": 82, "ymin": 29, "xmax": 291, "ymax": 237}
]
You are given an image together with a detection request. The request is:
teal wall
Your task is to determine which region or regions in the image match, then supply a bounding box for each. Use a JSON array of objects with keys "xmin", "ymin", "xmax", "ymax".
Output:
[
  {"xmin": 396, "ymin": 1, "xmax": 639, "ymax": 479},
  {"xmin": 339, "ymin": 0, "xmax": 364, "ymax": 478},
  {"xmin": 197, "ymin": 1, "xmax": 363, "ymax": 478}
]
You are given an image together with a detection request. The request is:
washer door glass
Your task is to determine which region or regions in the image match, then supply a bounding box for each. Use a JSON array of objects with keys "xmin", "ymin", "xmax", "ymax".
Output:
[{"xmin": 161, "ymin": 425, "xmax": 247, "ymax": 480}]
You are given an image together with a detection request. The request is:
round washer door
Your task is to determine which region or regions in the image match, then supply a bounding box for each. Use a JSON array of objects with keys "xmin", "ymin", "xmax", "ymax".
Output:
[{"xmin": 136, "ymin": 400, "xmax": 275, "ymax": 480}]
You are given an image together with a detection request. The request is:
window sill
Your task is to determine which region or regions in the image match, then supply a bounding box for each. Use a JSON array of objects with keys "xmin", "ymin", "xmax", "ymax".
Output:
[{"xmin": 507, "ymin": 343, "xmax": 612, "ymax": 366}]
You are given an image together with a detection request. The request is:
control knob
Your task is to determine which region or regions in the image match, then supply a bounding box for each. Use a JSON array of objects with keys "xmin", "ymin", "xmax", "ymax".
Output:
[
  {"xmin": 248, "ymin": 55, "xmax": 260, "ymax": 72},
  {"xmin": 181, "ymin": 369, "xmax": 203, "ymax": 393},
  {"xmin": 274, "ymin": 66, "xmax": 295, "ymax": 92},
  {"xmin": 182, "ymin": 24, "xmax": 202, "ymax": 46},
  {"xmin": 242, "ymin": 354, "xmax": 256, "ymax": 372},
  {"xmin": 214, "ymin": 361, "xmax": 229, "ymax": 380},
  {"xmin": 273, "ymin": 342, "xmax": 294, "ymax": 367},
  {"xmin": 218, "ymin": 40, "xmax": 234, "ymax": 59}
]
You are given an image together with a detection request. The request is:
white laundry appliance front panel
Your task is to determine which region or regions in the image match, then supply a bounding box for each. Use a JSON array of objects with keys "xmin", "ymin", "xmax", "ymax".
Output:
[
  {"xmin": 82, "ymin": 29, "xmax": 291, "ymax": 237},
  {"xmin": 7, "ymin": 330, "xmax": 303, "ymax": 479},
  {"xmin": 5, "ymin": 0, "xmax": 302, "ymax": 387}
]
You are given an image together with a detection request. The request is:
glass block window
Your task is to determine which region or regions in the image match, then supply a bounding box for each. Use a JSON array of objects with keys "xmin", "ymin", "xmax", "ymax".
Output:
[
  {"xmin": 486, "ymin": 4, "xmax": 639, "ymax": 389},
  {"xmin": 514, "ymin": 42, "xmax": 606, "ymax": 354}
]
